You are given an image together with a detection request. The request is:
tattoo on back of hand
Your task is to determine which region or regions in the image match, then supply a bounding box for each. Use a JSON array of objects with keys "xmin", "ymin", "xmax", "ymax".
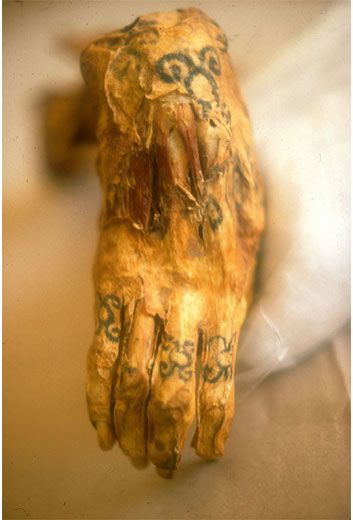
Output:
[{"xmin": 156, "ymin": 46, "xmax": 221, "ymax": 117}]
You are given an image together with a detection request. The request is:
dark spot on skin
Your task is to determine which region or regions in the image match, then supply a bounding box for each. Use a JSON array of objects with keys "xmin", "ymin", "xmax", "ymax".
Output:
[{"xmin": 205, "ymin": 196, "xmax": 223, "ymax": 231}]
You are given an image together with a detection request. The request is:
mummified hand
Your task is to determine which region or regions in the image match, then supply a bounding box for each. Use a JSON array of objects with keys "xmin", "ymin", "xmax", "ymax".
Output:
[{"xmin": 81, "ymin": 8, "xmax": 264, "ymax": 473}]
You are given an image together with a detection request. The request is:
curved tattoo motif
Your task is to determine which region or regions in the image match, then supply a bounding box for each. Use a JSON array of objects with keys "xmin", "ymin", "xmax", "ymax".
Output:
[
  {"xmin": 205, "ymin": 196, "xmax": 223, "ymax": 231},
  {"xmin": 155, "ymin": 52, "xmax": 195, "ymax": 84},
  {"xmin": 159, "ymin": 334, "xmax": 195, "ymax": 382},
  {"xmin": 203, "ymin": 334, "xmax": 236, "ymax": 384},
  {"xmin": 95, "ymin": 293, "xmax": 122, "ymax": 343},
  {"xmin": 155, "ymin": 46, "xmax": 221, "ymax": 117},
  {"xmin": 199, "ymin": 46, "xmax": 221, "ymax": 76},
  {"xmin": 184, "ymin": 66, "xmax": 219, "ymax": 117}
]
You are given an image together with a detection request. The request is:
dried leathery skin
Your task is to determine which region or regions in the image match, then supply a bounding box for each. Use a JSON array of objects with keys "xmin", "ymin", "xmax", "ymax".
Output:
[{"xmin": 82, "ymin": 7, "xmax": 265, "ymax": 474}]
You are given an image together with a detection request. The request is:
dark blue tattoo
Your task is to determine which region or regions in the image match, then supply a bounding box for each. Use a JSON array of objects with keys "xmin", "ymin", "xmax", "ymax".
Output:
[
  {"xmin": 95, "ymin": 293, "xmax": 122, "ymax": 343},
  {"xmin": 155, "ymin": 46, "xmax": 221, "ymax": 118},
  {"xmin": 203, "ymin": 334, "xmax": 236, "ymax": 384},
  {"xmin": 159, "ymin": 334, "xmax": 195, "ymax": 382}
]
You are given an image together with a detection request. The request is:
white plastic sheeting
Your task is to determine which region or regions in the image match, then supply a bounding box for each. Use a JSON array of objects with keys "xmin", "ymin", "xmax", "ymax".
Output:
[{"xmin": 237, "ymin": 2, "xmax": 350, "ymax": 389}]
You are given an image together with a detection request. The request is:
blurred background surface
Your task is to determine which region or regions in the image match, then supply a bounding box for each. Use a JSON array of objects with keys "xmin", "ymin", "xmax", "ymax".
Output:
[{"xmin": 3, "ymin": 1, "xmax": 350, "ymax": 519}]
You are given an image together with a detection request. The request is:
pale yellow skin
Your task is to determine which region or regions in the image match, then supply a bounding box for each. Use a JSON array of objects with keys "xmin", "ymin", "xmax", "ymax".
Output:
[{"xmin": 81, "ymin": 8, "xmax": 265, "ymax": 474}]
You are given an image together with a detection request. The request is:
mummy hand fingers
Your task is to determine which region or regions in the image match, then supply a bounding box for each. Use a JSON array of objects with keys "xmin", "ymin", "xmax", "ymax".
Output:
[
  {"xmin": 113, "ymin": 300, "xmax": 156, "ymax": 465},
  {"xmin": 147, "ymin": 292, "xmax": 203, "ymax": 470},
  {"xmin": 193, "ymin": 327, "xmax": 238, "ymax": 459},
  {"xmin": 95, "ymin": 421, "xmax": 115, "ymax": 451},
  {"xmin": 86, "ymin": 291, "xmax": 122, "ymax": 450}
]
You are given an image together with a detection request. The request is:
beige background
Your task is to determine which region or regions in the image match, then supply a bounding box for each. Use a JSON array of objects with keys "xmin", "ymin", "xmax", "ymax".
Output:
[{"xmin": 3, "ymin": 1, "xmax": 350, "ymax": 519}]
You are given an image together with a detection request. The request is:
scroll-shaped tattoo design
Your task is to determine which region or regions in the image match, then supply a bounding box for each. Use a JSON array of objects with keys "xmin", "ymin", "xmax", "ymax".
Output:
[
  {"xmin": 95, "ymin": 293, "xmax": 121, "ymax": 343},
  {"xmin": 156, "ymin": 46, "xmax": 221, "ymax": 117},
  {"xmin": 159, "ymin": 334, "xmax": 195, "ymax": 382},
  {"xmin": 203, "ymin": 335, "xmax": 236, "ymax": 384},
  {"xmin": 81, "ymin": 7, "xmax": 265, "ymax": 475}
]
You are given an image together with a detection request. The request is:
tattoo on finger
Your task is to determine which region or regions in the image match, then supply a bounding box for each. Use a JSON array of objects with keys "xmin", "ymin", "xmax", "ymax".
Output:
[
  {"xmin": 159, "ymin": 334, "xmax": 195, "ymax": 382},
  {"xmin": 203, "ymin": 334, "xmax": 236, "ymax": 384},
  {"xmin": 95, "ymin": 293, "xmax": 122, "ymax": 343}
]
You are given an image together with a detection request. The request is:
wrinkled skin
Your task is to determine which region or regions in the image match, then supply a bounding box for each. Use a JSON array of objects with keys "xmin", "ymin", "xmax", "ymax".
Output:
[{"xmin": 81, "ymin": 8, "xmax": 265, "ymax": 474}]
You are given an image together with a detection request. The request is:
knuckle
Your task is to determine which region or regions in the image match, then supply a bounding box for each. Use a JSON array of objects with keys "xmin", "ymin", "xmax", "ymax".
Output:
[{"xmin": 150, "ymin": 386, "xmax": 193, "ymax": 421}]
